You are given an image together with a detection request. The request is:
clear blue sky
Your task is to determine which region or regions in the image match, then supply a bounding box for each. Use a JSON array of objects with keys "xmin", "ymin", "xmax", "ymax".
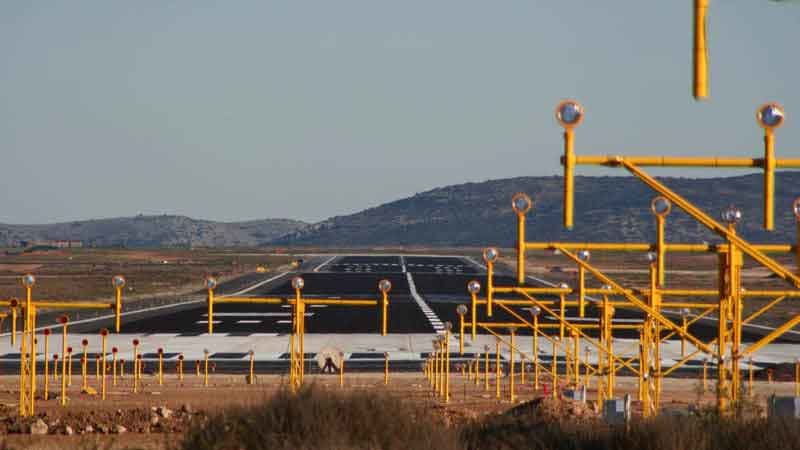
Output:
[{"xmin": 1, "ymin": 1, "xmax": 798, "ymax": 224}]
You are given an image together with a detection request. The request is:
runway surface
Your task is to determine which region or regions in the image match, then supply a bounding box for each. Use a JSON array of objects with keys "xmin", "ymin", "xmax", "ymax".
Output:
[{"xmin": 1, "ymin": 254, "xmax": 798, "ymax": 373}]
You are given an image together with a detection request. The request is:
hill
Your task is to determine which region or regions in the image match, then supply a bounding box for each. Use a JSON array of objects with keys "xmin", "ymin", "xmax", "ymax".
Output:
[
  {"xmin": 0, "ymin": 215, "xmax": 308, "ymax": 248},
  {"xmin": 272, "ymin": 172, "xmax": 800, "ymax": 247}
]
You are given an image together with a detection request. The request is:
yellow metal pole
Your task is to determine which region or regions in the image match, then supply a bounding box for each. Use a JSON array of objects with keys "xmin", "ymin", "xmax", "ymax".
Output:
[
  {"xmin": 158, "ymin": 348, "xmax": 164, "ymax": 386},
  {"xmin": 748, "ymin": 358, "xmax": 754, "ymax": 397},
  {"xmin": 53, "ymin": 355, "xmax": 59, "ymax": 382},
  {"xmin": 484, "ymin": 348, "xmax": 490, "ymax": 392},
  {"xmin": 577, "ymin": 266, "xmax": 586, "ymax": 318},
  {"xmin": 656, "ymin": 214, "xmax": 666, "ymax": 286},
  {"xmin": 471, "ymin": 292, "xmax": 478, "ymax": 341},
  {"xmin": 551, "ymin": 339, "xmax": 558, "ymax": 400},
  {"xmin": 207, "ymin": 287, "xmax": 214, "ymax": 335},
  {"xmin": 339, "ymin": 352, "xmax": 345, "ymax": 388},
  {"xmin": 67, "ymin": 347, "xmax": 73, "ymax": 387},
  {"xmin": 459, "ymin": 314, "xmax": 465, "ymax": 355},
  {"xmin": 384, "ymin": 352, "xmax": 389, "ymax": 386},
  {"xmin": 559, "ymin": 293, "xmax": 566, "ymax": 339},
  {"xmin": 101, "ymin": 331, "xmax": 108, "ymax": 400},
  {"xmin": 495, "ymin": 338, "xmax": 501, "ymax": 399},
  {"xmin": 702, "ymin": 358, "xmax": 708, "ymax": 394},
  {"xmin": 487, "ymin": 261, "xmax": 494, "ymax": 317},
  {"xmin": 795, "ymin": 359, "xmax": 800, "ymax": 397},
  {"xmin": 445, "ymin": 333, "xmax": 450, "ymax": 403},
  {"xmin": 249, "ymin": 351, "xmax": 255, "ymax": 385},
  {"xmin": 693, "ymin": 0, "xmax": 709, "ymax": 100},
  {"xmin": 381, "ymin": 291, "xmax": 388, "ymax": 336},
  {"xmin": 11, "ymin": 305, "xmax": 17, "ymax": 347},
  {"xmin": 132, "ymin": 340, "xmax": 139, "ymax": 393},
  {"xmin": 178, "ymin": 355, "xmax": 184, "ymax": 382},
  {"xmin": 764, "ymin": 128, "xmax": 775, "ymax": 230},
  {"xmin": 563, "ymin": 127, "xmax": 575, "ymax": 228},
  {"xmin": 61, "ymin": 327, "xmax": 68, "ymax": 406},
  {"xmin": 43, "ymin": 329, "xmax": 50, "ymax": 401},
  {"xmin": 115, "ymin": 287, "xmax": 122, "ymax": 333},
  {"xmin": 572, "ymin": 330, "xmax": 580, "ymax": 388},
  {"xmin": 533, "ymin": 314, "xmax": 539, "ymax": 390},
  {"xmin": 509, "ymin": 329, "xmax": 515, "ymax": 403},
  {"xmin": 520, "ymin": 355, "xmax": 526, "ymax": 385},
  {"xmin": 112, "ymin": 348, "xmax": 118, "ymax": 386},
  {"xmin": 517, "ymin": 212, "xmax": 526, "ymax": 284},
  {"xmin": 204, "ymin": 351, "xmax": 209, "ymax": 387},
  {"xmin": 81, "ymin": 339, "xmax": 88, "ymax": 392}
]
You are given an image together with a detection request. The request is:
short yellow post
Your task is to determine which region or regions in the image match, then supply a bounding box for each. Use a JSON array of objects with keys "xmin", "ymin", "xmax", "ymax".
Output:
[
  {"xmin": 520, "ymin": 356, "xmax": 526, "ymax": 385},
  {"xmin": 484, "ymin": 346, "xmax": 490, "ymax": 392},
  {"xmin": 132, "ymin": 339, "xmax": 140, "ymax": 393},
  {"xmin": 58, "ymin": 316, "xmax": 69, "ymax": 406},
  {"xmin": 795, "ymin": 358, "xmax": 800, "ymax": 397},
  {"xmin": 196, "ymin": 360, "xmax": 200, "ymax": 377},
  {"xmin": 157, "ymin": 348, "xmax": 164, "ymax": 386},
  {"xmin": 66, "ymin": 347, "xmax": 73, "ymax": 388},
  {"xmin": 339, "ymin": 351, "xmax": 345, "ymax": 388},
  {"xmin": 248, "ymin": 350, "xmax": 255, "ymax": 385},
  {"xmin": 748, "ymin": 358, "xmax": 754, "ymax": 397},
  {"xmin": 444, "ymin": 324, "xmax": 452, "ymax": 403},
  {"xmin": 509, "ymin": 329, "xmax": 516, "ymax": 403},
  {"xmin": 178, "ymin": 355, "xmax": 184, "ymax": 382},
  {"xmin": 203, "ymin": 349, "xmax": 210, "ymax": 387},
  {"xmin": 551, "ymin": 338, "xmax": 558, "ymax": 400},
  {"xmin": 53, "ymin": 354, "xmax": 59, "ymax": 382},
  {"xmin": 383, "ymin": 352, "xmax": 389, "ymax": 386},
  {"xmin": 136, "ymin": 355, "xmax": 142, "ymax": 391},
  {"xmin": 81, "ymin": 339, "xmax": 89, "ymax": 392},
  {"xmin": 95, "ymin": 355, "xmax": 101, "ymax": 381},
  {"xmin": 702, "ymin": 358, "xmax": 708, "ymax": 393},
  {"xmin": 111, "ymin": 347, "xmax": 118, "ymax": 386},
  {"xmin": 10, "ymin": 301, "xmax": 18, "ymax": 346},
  {"xmin": 120, "ymin": 359, "xmax": 125, "ymax": 379},
  {"xmin": 495, "ymin": 338, "xmax": 501, "ymax": 400},
  {"xmin": 100, "ymin": 329, "xmax": 108, "ymax": 400},
  {"xmin": 43, "ymin": 328, "xmax": 51, "ymax": 401}
]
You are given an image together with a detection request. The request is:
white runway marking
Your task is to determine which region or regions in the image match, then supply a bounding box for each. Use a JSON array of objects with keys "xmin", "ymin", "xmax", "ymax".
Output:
[
  {"xmin": 400, "ymin": 255, "xmax": 407, "ymax": 273},
  {"xmin": 406, "ymin": 272, "xmax": 445, "ymax": 333},
  {"xmin": 313, "ymin": 256, "xmax": 338, "ymax": 272},
  {"xmin": 225, "ymin": 272, "xmax": 289, "ymax": 297},
  {"xmin": 203, "ymin": 312, "xmax": 314, "ymax": 318},
  {"xmin": 236, "ymin": 320, "xmax": 262, "ymax": 324}
]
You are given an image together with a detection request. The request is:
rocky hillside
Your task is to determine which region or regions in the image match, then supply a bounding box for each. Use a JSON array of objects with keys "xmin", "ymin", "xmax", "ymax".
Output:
[
  {"xmin": 0, "ymin": 215, "xmax": 307, "ymax": 248},
  {"xmin": 273, "ymin": 172, "xmax": 800, "ymax": 247}
]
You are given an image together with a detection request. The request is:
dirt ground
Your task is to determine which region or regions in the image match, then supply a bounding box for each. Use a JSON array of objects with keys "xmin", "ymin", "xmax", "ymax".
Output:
[{"xmin": 0, "ymin": 371, "xmax": 796, "ymax": 450}]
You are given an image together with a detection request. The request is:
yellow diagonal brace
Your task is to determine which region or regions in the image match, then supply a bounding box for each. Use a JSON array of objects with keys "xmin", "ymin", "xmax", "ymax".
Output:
[
  {"xmin": 498, "ymin": 298, "xmax": 640, "ymax": 375},
  {"xmin": 557, "ymin": 246, "xmax": 713, "ymax": 355},
  {"xmin": 741, "ymin": 314, "xmax": 800, "ymax": 358},
  {"xmin": 622, "ymin": 160, "xmax": 800, "ymax": 288},
  {"xmin": 743, "ymin": 296, "xmax": 786, "ymax": 325},
  {"xmin": 659, "ymin": 307, "xmax": 716, "ymax": 343}
]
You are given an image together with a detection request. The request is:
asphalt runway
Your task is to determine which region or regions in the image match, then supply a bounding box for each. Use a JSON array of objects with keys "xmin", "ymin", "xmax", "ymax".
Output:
[{"xmin": 3, "ymin": 254, "xmax": 797, "ymax": 374}]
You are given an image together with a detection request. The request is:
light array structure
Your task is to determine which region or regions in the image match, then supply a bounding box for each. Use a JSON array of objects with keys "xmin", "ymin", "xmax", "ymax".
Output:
[
  {"xmin": 0, "ymin": 274, "xmax": 127, "ymax": 417},
  {"xmin": 204, "ymin": 275, "xmax": 391, "ymax": 390},
  {"xmin": 463, "ymin": 100, "xmax": 800, "ymax": 415}
]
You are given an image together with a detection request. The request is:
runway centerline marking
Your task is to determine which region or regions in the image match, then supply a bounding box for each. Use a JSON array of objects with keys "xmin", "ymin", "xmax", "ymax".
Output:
[{"xmin": 406, "ymin": 272, "xmax": 444, "ymax": 333}]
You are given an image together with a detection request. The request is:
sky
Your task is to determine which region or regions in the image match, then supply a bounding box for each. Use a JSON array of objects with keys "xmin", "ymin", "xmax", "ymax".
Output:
[{"xmin": 1, "ymin": 1, "xmax": 799, "ymax": 225}]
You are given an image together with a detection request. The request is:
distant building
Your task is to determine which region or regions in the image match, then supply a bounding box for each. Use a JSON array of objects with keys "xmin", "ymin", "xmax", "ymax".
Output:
[{"xmin": 19, "ymin": 240, "xmax": 83, "ymax": 249}]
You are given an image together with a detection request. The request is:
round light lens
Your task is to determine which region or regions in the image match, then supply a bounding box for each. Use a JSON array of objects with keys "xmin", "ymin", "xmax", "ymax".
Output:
[
  {"xmin": 757, "ymin": 103, "xmax": 785, "ymax": 129},
  {"xmin": 467, "ymin": 280, "xmax": 481, "ymax": 294},
  {"xmin": 556, "ymin": 100, "xmax": 584, "ymax": 128},
  {"xmin": 112, "ymin": 275, "xmax": 126, "ymax": 288},
  {"xmin": 651, "ymin": 197, "xmax": 672, "ymax": 217},
  {"xmin": 444, "ymin": 321, "xmax": 453, "ymax": 331},
  {"xmin": 21, "ymin": 274, "xmax": 36, "ymax": 288},
  {"xmin": 483, "ymin": 248, "xmax": 499, "ymax": 263},
  {"xmin": 681, "ymin": 308, "xmax": 691, "ymax": 317},
  {"xmin": 456, "ymin": 304, "xmax": 468, "ymax": 316},
  {"xmin": 646, "ymin": 252, "xmax": 657, "ymax": 263},
  {"xmin": 577, "ymin": 250, "xmax": 590, "ymax": 262},
  {"xmin": 601, "ymin": 284, "xmax": 612, "ymax": 291},
  {"xmin": 558, "ymin": 282, "xmax": 569, "ymax": 290},
  {"xmin": 721, "ymin": 205, "xmax": 742, "ymax": 225},
  {"xmin": 378, "ymin": 279, "xmax": 392, "ymax": 293},
  {"xmin": 793, "ymin": 198, "xmax": 800, "ymax": 219},
  {"xmin": 511, "ymin": 193, "xmax": 533, "ymax": 215},
  {"xmin": 291, "ymin": 276, "xmax": 305, "ymax": 290},
  {"xmin": 204, "ymin": 276, "xmax": 218, "ymax": 290},
  {"xmin": 529, "ymin": 306, "xmax": 541, "ymax": 317}
]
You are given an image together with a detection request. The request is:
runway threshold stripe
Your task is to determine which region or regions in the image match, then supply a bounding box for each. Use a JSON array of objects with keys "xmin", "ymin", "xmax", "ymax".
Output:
[{"xmin": 406, "ymin": 272, "xmax": 445, "ymax": 334}]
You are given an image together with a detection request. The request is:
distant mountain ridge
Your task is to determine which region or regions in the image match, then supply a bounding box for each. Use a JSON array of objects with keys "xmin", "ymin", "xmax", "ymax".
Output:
[
  {"xmin": 273, "ymin": 172, "xmax": 800, "ymax": 247},
  {"xmin": 0, "ymin": 215, "xmax": 307, "ymax": 248},
  {"xmin": 4, "ymin": 173, "xmax": 800, "ymax": 248}
]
